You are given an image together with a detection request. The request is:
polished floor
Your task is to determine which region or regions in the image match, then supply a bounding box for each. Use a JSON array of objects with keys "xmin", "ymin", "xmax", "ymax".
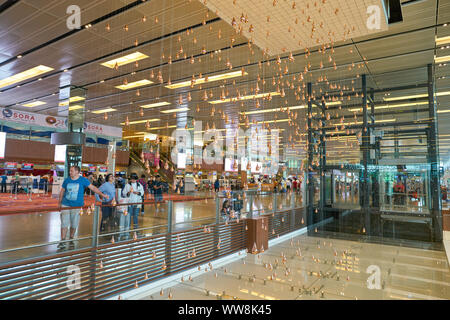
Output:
[{"xmin": 135, "ymin": 234, "xmax": 450, "ymax": 300}]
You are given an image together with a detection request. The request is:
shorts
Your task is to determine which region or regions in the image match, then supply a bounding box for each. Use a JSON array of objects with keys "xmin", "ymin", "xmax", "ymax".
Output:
[
  {"xmin": 60, "ymin": 205, "xmax": 81, "ymax": 229},
  {"xmin": 155, "ymin": 193, "xmax": 163, "ymax": 202}
]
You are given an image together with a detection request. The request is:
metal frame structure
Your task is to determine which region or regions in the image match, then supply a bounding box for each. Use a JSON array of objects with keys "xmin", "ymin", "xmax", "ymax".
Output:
[{"xmin": 305, "ymin": 64, "xmax": 443, "ymax": 243}]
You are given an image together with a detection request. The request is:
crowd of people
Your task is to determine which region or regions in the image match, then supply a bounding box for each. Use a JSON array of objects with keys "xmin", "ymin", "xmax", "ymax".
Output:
[
  {"xmin": 0, "ymin": 172, "xmax": 51, "ymax": 194},
  {"xmin": 57, "ymin": 167, "xmax": 168, "ymax": 251}
]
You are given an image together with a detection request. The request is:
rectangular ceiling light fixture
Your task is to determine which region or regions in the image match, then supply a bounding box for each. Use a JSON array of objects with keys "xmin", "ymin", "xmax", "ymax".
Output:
[
  {"xmin": 435, "ymin": 55, "xmax": 450, "ymax": 64},
  {"xmin": 436, "ymin": 36, "xmax": 450, "ymax": 46},
  {"xmin": 120, "ymin": 118, "xmax": 161, "ymax": 125},
  {"xmin": 322, "ymin": 101, "xmax": 343, "ymax": 106},
  {"xmin": 91, "ymin": 107, "xmax": 117, "ymax": 114},
  {"xmin": 141, "ymin": 102, "xmax": 171, "ymax": 109},
  {"xmin": 384, "ymin": 91, "xmax": 450, "ymax": 101},
  {"xmin": 240, "ymin": 101, "xmax": 341, "ymax": 115},
  {"xmin": 384, "ymin": 93, "xmax": 428, "ymax": 101},
  {"xmin": 69, "ymin": 105, "xmax": 85, "ymax": 111},
  {"xmin": 241, "ymin": 105, "xmax": 306, "ymax": 115},
  {"xmin": 209, "ymin": 92, "xmax": 281, "ymax": 105},
  {"xmin": 115, "ymin": 79, "xmax": 153, "ymax": 90},
  {"xmin": 161, "ymin": 107, "xmax": 190, "ymax": 114},
  {"xmin": 101, "ymin": 52, "xmax": 149, "ymax": 69},
  {"xmin": 22, "ymin": 101, "xmax": 46, "ymax": 108},
  {"xmin": 165, "ymin": 71, "xmax": 248, "ymax": 89},
  {"xmin": 0, "ymin": 65, "xmax": 54, "ymax": 89},
  {"xmin": 58, "ymin": 96, "xmax": 86, "ymax": 106},
  {"xmin": 239, "ymin": 119, "xmax": 290, "ymax": 126},
  {"xmin": 349, "ymin": 101, "xmax": 429, "ymax": 112}
]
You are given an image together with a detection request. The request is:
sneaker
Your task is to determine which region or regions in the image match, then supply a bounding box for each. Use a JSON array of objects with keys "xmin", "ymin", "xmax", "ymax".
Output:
[
  {"xmin": 68, "ymin": 241, "xmax": 75, "ymax": 250},
  {"xmin": 57, "ymin": 242, "xmax": 66, "ymax": 251}
]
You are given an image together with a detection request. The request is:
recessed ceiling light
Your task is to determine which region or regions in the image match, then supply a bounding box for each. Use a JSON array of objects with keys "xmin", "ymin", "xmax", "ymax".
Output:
[
  {"xmin": 120, "ymin": 118, "xmax": 161, "ymax": 125},
  {"xmin": 115, "ymin": 79, "xmax": 153, "ymax": 90},
  {"xmin": 58, "ymin": 96, "xmax": 86, "ymax": 106},
  {"xmin": 349, "ymin": 101, "xmax": 429, "ymax": 112},
  {"xmin": 101, "ymin": 52, "xmax": 149, "ymax": 69},
  {"xmin": 435, "ymin": 55, "xmax": 450, "ymax": 63},
  {"xmin": 0, "ymin": 65, "xmax": 54, "ymax": 89},
  {"xmin": 242, "ymin": 105, "xmax": 307, "ymax": 115},
  {"xmin": 68, "ymin": 105, "xmax": 85, "ymax": 111},
  {"xmin": 384, "ymin": 91, "xmax": 450, "ymax": 101},
  {"xmin": 141, "ymin": 102, "xmax": 171, "ymax": 109},
  {"xmin": 436, "ymin": 36, "xmax": 450, "ymax": 46},
  {"xmin": 123, "ymin": 135, "xmax": 146, "ymax": 139},
  {"xmin": 22, "ymin": 101, "xmax": 46, "ymax": 108},
  {"xmin": 209, "ymin": 91, "xmax": 281, "ymax": 104},
  {"xmin": 166, "ymin": 71, "xmax": 248, "ymax": 89},
  {"xmin": 92, "ymin": 108, "xmax": 117, "ymax": 114},
  {"xmin": 161, "ymin": 107, "xmax": 190, "ymax": 114}
]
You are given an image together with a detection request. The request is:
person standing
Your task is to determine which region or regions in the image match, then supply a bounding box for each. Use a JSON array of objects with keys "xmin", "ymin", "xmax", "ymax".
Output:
[
  {"xmin": 123, "ymin": 173, "xmax": 144, "ymax": 231},
  {"xmin": 58, "ymin": 166, "xmax": 108, "ymax": 251},
  {"xmin": 180, "ymin": 178, "xmax": 185, "ymax": 194},
  {"xmin": 138, "ymin": 174, "xmax": 147, "ymax": 216},
  {"xmin": 147, "ymin": 176, "xmax": 154, "ymax": 200},
  {"xmin": 97, "ymin": 174, "xmax": 116, "ymax": 233},
  {"xmin": 116, "ymin": 179, "xmax": 130, "ymax": 241},
  {"xmin": 0, "ymin": 173, "xmax": 7, "ymax": 193},
  {"xmin": 97, "ymin": 174, "xmax": 104, "ymax": 187},
  {"xmin": 153, "ymin": 175, "xmax": 164, "ymax": 213},
  {"xmin": 214, "ymin": 179, "xmax": 220, "ymax": 193},
  {"xmin": 86, "ymin": 172, "xmax": 94, "ymax": 195},
  {"xmin": 13, "ymin": 172, "xmax": 20, "ymax": 194}
]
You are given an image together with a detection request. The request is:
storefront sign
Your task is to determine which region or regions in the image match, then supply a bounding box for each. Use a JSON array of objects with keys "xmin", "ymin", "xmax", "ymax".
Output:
[
  {"xmin": 4, "ymin": 162, "xmax": 17, "ymax": 169},
  {"xmin": 22, "ymin": 163, "xmax": 34, "ymax": 170},
  {"xmin": 0, "ymin": 107, "xmax": 66, "ymax": 129},
  {"xmin": 0, "ymin": 107, "xmax": 122, "ymax": 138}
]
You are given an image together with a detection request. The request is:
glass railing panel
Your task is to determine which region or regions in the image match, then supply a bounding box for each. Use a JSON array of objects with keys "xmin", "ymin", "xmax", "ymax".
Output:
[{"xmin": 0, "ymin": 206, "xmax": 95, "ymax": 264}]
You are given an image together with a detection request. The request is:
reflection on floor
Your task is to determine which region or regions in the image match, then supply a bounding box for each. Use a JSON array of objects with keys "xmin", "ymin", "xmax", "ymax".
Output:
[{"xmin": 135, "ymin": 234, "xmax": 450, "ymax": 300}]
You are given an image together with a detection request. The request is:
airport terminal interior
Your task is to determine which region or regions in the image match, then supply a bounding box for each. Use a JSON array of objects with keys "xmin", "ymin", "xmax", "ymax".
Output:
[{"xmin": 0, "ymin": 0, "xmax": 449, "ymax": 300}]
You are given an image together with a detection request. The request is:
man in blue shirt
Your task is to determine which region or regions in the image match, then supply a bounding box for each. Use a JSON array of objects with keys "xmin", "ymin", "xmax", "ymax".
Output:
[
  {"xmin": 96, "ymin": 173, "xmax": 116, "ymax": 233},
  {"xmin": 0, "ymin": 173, "xmax": 7, "ymax": 193},
  {"xmin": 58, "ymin": 166, "xmax": 108, "ymax": 250},
  {"xmin": 214, "ymin": 179, "xmax": 220, "ymax": 193}
]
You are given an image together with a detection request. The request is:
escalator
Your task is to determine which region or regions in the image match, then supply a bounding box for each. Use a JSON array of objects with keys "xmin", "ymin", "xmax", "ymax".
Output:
[{"xmin": 129, "ymin": 149, "xmax": 175, "ymax": 188}]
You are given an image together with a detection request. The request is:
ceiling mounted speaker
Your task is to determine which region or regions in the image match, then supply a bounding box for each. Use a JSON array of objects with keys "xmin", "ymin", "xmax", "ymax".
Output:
[{"xmin": 51, "ymin": 132, "xmax": 86, "ymax": 145}]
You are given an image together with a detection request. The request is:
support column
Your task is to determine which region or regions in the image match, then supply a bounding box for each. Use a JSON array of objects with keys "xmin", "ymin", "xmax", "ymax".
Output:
[
  {"xmin": 361, "ymin": 75, "xmax": 370, "ymax": 234},
  {"xmin": 370, "ymin": 88, "xmax": 380, "ymax": 210},
  {"xmin": 427, "ymin": 64, "xmax": 442, "ymax": 242},
  {"xmin": 58, "ymin": 86, "xmax": 87, "ymax": 178},
  {"xmin": 331, "ymin": 171, "xmax": 335, "ymax": 204},
  {"xmin": 319, "ymin": 102, "xmax": 326, "ymax": 222},
  {"xmin": 394, "ymin": 127, "xmax": 399, "ymax": 159},
  {"xmin": 107, "ymin": 140, "xmax": 117, "ymax": 174},
  {"xmin": 307, "ymin": 83, "xmax": 314, "ymax": 230}
]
